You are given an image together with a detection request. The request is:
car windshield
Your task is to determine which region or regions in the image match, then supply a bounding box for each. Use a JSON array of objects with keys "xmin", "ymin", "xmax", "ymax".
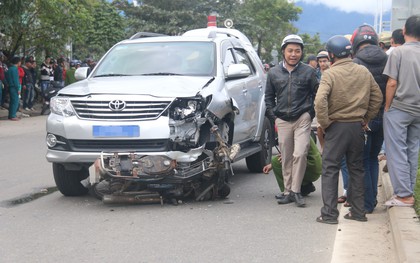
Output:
[{"xmin": 93, "ymin": 41, "xmax": 215, "ymax": 77}]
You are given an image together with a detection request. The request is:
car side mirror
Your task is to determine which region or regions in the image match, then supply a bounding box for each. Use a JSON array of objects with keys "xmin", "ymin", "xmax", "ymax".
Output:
[
  {"xmin": 75, "ymin": 67, "xmax": 90, "ymax": 80},
  {"xmin": 226, "ymin": 64, "xmax": 251, "ymax": 80}
]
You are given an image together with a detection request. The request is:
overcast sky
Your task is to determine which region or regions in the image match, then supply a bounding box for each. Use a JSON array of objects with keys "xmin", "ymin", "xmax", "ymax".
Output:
[{"xmin": 294, "ymin": 0, "xmax": 392, "ymax": 15}]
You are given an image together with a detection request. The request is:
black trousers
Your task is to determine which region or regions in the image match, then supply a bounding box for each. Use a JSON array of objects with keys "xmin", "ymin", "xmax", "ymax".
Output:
[{"xmin": 320, "ymin": 122, "xmax": 366, "ymax": 220}]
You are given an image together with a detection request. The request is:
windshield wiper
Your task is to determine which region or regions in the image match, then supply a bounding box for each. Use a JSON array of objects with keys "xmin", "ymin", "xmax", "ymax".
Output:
[
  {"xmin": 94, "ymin": 73, "xmax": 131, "ymax": 78},
  {"xmin": 141, "ymin": 72, "xmax": 183, "ymax": 76}
]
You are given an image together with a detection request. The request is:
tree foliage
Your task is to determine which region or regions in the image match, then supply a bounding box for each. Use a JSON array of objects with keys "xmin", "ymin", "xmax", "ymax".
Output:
[
  {"xmin": 0, "ymin": 0, "xmax": 94, "ymax": 60},
  {"xmin": 112, "ymin": 0, "xmax": 240, "ymax": 36},
  {"xmin": 301, "ymin": 33, "xmax": 325, "ymax": 60},
  {"xmin": 74, "ymin": 0, "xmax": 126, "ymax": 61},
  {"xmin": 234, "ymin": 0, "xmax": 302, "ymax": 62}
]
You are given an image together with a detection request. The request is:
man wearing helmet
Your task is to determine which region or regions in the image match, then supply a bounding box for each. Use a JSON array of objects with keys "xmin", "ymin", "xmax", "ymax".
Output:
[
  {"xmin": 315, "ymin": 50, "xmax": 350, "ymax": 206},
  {"xmin": 351, "ymin": 25, "xmax": 388, "ymax": 214},
  {"xmin": 265, "ymin": 34, "xmax": 319, "ymax": 207},
  {"xmin": 315, "ymin": 51, "xmax": 329, "ymax": 81},
  {"xmin": 315, "ymin": 35, "xmax": 382, "ymax": 224}
]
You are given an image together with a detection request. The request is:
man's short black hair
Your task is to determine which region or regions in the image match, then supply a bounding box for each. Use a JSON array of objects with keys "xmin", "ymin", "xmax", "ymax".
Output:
[
  {"xmin": 306, "ymin": 54, "xmax": 316, "ymax": 64},
  {"xmin": 404, "ymin": 15, "xmax": 420, "ymax": 39},
  {"xmin": 11, "ymin": 56, "xmax": 20, "ymax": 64},
  {"xmin": 392, "ymin": 29, "xmax": 405, "ymax": 45}
]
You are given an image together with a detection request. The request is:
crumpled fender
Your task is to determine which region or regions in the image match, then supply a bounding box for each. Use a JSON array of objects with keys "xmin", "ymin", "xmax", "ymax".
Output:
[{"xmin": 205, "ymin": 92, "xmax": 239, "ymax": 119}]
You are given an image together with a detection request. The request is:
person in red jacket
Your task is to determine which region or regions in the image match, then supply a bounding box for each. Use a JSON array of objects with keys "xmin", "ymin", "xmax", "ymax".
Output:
[{"xmin": 18, "ymin": 57, "xmax": 25, "ymax": 86}]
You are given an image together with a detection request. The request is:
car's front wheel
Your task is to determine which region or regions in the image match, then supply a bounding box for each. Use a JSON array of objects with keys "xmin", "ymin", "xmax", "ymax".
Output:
[
  {"xmin": 53, "ymin": 163, "xmax": 89, "ymax": 196},
  {"xmin": 246, "ymin": 117, "xmax": 273, "ymax": 173}
]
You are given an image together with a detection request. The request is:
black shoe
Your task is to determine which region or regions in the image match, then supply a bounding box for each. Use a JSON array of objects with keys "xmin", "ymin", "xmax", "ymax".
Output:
[
  {"xmin": 275, "ymin": 193, "xmax": 285, "ymax": 200},
  {"xmin": 343, "ymin": 212, "xmax": 367, "ymax": 222},
  {"xmin": 277, "ymin": 194, "xmax": 293, "ymax": 204},
  {"xmin": 316, "ymin": 216, "xmax": 338, "ymax": 224},
  {"xmin": 301, "ymin": 183, "xmax": 316, "ymax": 196},
  {"xmin": 292, "ymin": 192, "xmax": 306, "ymax": 207}
]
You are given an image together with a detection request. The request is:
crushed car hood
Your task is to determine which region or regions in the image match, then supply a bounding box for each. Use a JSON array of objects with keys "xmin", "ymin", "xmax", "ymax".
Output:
[{"xmin": 60, "ymin": 76, "xmax": 214, "ymax": 98}]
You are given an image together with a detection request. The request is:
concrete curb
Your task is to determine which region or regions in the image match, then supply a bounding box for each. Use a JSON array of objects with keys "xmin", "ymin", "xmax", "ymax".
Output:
[
  {"xmin": 0, "ymin": 102, "xmax": 43, "ymax": 120},
  {"xmin": 380, "ymin": 161, "xmax": 420, "ymax": 263}
]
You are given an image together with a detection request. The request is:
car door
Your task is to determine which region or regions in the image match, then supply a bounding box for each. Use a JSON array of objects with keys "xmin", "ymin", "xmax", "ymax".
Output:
[
  {"xmin": 231, "ymin": 48, "xmax": 263, "ymax": 140},
  {"xmin": 222, "ymin": 43, "xmax": 249, "ymax": 143}
]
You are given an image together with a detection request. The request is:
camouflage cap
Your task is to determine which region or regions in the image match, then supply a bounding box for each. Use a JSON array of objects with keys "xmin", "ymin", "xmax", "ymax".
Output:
[{"xmin": 379, "ymin": 31, "xmax": 392, "ymax": 45}]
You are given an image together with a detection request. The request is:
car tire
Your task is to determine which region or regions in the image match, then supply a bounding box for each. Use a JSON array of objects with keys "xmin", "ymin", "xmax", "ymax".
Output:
[
  {"xmin": 53, "ymin": 163, "xmax": 89, "ymax": 196},
  {"xmin": 246, "ymin": 117, "xmax": 273, "ymax": 173}
]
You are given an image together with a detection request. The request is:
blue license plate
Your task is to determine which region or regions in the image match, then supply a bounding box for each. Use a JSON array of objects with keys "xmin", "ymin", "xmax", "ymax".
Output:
[{"xmin": 92, "ymin": 125, "xmax": 139, "ymax": 137}]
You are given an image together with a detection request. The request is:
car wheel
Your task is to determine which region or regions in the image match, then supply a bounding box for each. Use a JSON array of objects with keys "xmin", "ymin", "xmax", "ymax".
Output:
[
  {"xmin": 246, "ymin": 117, "xmax": 273, "ymax": 173},
  {"xmin": 53, "ymin": 163, "xmax": 89, "ymax": 196}
]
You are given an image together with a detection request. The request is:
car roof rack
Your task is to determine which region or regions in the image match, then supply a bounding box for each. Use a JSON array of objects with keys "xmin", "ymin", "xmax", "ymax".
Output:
[{"xmin": 129, "ymin": 32, "xmax": 168, "ymax": 40}]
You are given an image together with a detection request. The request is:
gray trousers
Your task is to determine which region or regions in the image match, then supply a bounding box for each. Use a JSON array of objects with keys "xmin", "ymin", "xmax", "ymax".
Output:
[
  {"xmin": 383, "ymin": 107, "xmax": 420, "ymax": 197},
  {"xmin": 320, "ymin": 122, "xmax": 365, "ymax": 220}
]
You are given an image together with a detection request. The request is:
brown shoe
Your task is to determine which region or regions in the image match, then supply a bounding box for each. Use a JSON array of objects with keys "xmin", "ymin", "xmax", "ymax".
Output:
[{"xmin": 9, "ymin": 117, "xmax": 20, "ymax": 121}]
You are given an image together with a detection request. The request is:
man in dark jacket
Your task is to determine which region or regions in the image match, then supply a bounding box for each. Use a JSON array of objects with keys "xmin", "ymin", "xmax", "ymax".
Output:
[
  {"xmin": 22, "ymin": 57, "xmax": 36, "ymax": 111},
  {"xmin": 265, "ymin": 34, "xmax": 319, "ymax": 207},
  {"xmin": 54, "ymin": 58, "xmax": 65, "ymax": 88},
  {"xmin": 351, "ymin": 25, "xmax": 388, "ymax": 213}
]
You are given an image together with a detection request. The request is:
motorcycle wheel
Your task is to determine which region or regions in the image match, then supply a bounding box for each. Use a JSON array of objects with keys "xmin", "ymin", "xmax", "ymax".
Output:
[
  {"xmin": 218, "ymin": 183, "xmax": 231, "ymax": 198},
  {"xmin": 90, "ymin": 180, "xmax": 124, "ymax": 200},
  {"xmin": 40, "ymin": 104, "xmax": 49, "ymax": 115}
]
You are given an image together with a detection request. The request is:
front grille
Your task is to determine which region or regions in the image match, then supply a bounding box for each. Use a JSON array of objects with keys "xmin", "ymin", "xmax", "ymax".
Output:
[
  {"xmin": 68, "ymin": 139, "xmax": 169, "ymax": 152},
  {"xmin": 71, "ymin": 100, "xmax": 171, "ymax": 120}
]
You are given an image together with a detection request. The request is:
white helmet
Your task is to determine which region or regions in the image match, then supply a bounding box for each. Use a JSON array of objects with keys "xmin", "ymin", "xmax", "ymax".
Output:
[
  {"xmin": 281, "ymin": 34, "xmax": 304, "ymax": 50},
  {"xmin": 316, "ymin": 51, "xmax": 329, "ymax": 60}
]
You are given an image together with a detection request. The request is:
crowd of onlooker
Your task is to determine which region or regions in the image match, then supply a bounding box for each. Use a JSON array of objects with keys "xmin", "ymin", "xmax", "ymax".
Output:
[
  {"xmin": 264, "ymin": 14, "xmax": 420, "ymax": 224},
  {"xmin": 0, "ymin": 53, "xmax": 95, "ymax": 120}
]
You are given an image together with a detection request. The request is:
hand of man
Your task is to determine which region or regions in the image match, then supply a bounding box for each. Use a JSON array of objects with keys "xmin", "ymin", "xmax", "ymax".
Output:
[{"xmin": 262, "ymin": 164, "xmax": 272, "ymax": 174}]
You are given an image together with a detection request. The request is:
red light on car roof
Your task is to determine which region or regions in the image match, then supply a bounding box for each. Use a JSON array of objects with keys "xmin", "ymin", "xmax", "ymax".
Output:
[{"xmin": 207, "ymin": 15, "xmax": 217, "ymax": 27}]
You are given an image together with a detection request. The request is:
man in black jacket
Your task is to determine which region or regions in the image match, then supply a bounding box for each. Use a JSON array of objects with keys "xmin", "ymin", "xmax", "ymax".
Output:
[
  {"xmin": 265, "ymin": 34, "xmax": 319, "ymax": 207},
  {"xmin": 22, "ymin": 57, "xmax": 35, "ymax": 111},
  {"xmin": 351, "ymin": 24, "xmax": 388, "ymax": 213}
]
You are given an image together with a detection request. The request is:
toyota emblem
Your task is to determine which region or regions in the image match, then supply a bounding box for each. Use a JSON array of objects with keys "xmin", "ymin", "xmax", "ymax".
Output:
[{"xmin": 109, "ymin": 100, "xmax": 126, "ymax": 111}]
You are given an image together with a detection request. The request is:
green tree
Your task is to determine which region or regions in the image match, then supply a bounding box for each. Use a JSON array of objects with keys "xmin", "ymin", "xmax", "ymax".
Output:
[
  {"xmin": 112, "ymin": 0, "xmax": 240, "ymax": 36},
  {"xmin": 0, "ymin": 0, "xmax": 93, "ymax": 60},
  {"xmin": 234, "ymin": 0, "xmax": 301, "ymax": 62},
  {"xmin": 113, "ymin": 0, "xmax": 205, "ymax": 36},
  {"xmin": 74, "ymin": 0, "xmax": 126, "ymax": 61},
  {"xmin": 301, "ymin": 33, "xmax": 324, "ymax": 60}
]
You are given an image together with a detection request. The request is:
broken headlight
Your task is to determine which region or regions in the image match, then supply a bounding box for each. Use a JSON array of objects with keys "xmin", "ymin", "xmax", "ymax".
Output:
[{"xmin": 171, "ymin": 98, "xmax": 203, "ymax": 120}]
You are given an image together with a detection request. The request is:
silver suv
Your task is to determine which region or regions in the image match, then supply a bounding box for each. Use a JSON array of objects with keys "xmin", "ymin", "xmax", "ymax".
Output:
[{"xmin": 46, "ymin": 28, "xmax": 273, "ymax": 202}]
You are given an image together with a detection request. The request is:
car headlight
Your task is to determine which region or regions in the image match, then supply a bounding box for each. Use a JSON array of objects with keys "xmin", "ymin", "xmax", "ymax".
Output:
[{"xmin": 50, "ymin": 97, "xmax": 75, "ymax": 117}]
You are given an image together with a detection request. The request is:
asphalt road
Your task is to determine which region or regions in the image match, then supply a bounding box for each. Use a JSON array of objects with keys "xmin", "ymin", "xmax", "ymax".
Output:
[{"xmin": 0, "ymin": 116, "xmax": 337, "ymax": 263}]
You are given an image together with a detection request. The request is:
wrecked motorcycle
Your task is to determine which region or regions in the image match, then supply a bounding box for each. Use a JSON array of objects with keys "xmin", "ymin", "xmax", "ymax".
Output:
[{"xmin": 87, "ymin": 108, "xmax": 241, "ymax": 205}]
